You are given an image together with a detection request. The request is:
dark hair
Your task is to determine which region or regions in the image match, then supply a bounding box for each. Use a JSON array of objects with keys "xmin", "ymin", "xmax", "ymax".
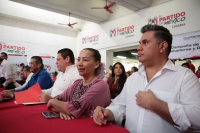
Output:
[
  {"xmin": 20, "ymin": 63, "xmax": 25, "ymax": 67},
  {"xmin": 0, "ymin": 77, "xmax": 6, "ymax": 84},
  {"xmin": 23, "ymin": 65, "xmax": 30, "ymax": 72},
  {"xmin": 83, "ymin": 48, "xmax": 101, "ymax": 74},
  {"xmin": 53, "ymin": 71, "xmax": 58, "ymax": 76},
  {"xmin": 132, "ymin": 66, "xmax": 138, "ymax": 72},
  {"xmin": 182, "ymin": 63, "xmax": 190, "ymax": 68},
  {"xmin": 57, "ymin": 48, "xmax": 75, "ymax": 64},
  {"xmin": 1, "ymin": 52, "xmax": 7, "ymax": 58},
  {"xmin": 141, "ymin": 24, "xmax": 173, "ymax": 56},
  {"xmin": 111, "ymin": 62, "xmax": 126, "ymax": 89},
  {"xmin": 0, "ymin": 57, "xmax": 3, "ymax": 62},
  {"xmin": 31, "ymin": 56, "xmax": 44, "ymax": 69}
]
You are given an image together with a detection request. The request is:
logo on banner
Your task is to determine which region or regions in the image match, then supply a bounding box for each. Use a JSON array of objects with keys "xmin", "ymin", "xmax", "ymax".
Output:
[
  {"xmin": 0, "ymin": 42, "xmax": 26, "ymax": 55},
  {"xmin": 82, "ymin": 35, "xmax": 99, "ymax": 45},
  {"xmin": 148, "ymin": 12, "xmax": 186, "ymax": 28},
  {"xmin": 110, "ymin": 25, "xmax": 134, "ymax": 38}
]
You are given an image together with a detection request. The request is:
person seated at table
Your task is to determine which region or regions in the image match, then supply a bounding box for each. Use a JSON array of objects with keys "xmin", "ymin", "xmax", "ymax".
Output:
[
  {"xmin": 93, "ymin": 24, "xmax": 200, "ymax": 133},
  {"xmin": 2, "ymin": 65, "xmax": 33, "ymax": 97},
  {"xmin": 13, "ymin": 56, "xmax": 53, "ymax": 93},
  {"xmin": 39, "ymin": 48, "xmax": 82, "ymax": 103},
  {"xmin": 47, "ymin": 48, "xmax": 111, "ymax": 120},
  {"xmin": 107, "ymin": 62, "xmax": 126, "ymax": 99}
]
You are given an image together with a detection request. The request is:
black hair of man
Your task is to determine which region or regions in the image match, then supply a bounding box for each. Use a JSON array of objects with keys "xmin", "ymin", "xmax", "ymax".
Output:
[
  {"xmin": 31, "ymin": 56, "xmax": 44, "ymax": 69},
  {"xmin": 1, "ymin": 52, "xmax": 8, "ymax": 58},
  {"xmin": 57, "ymin": 48, "xmax": 75, "ymax": 64},
  {"xmin": 141, "ymin": 24, "xmax": 173, "ymax": 56}
]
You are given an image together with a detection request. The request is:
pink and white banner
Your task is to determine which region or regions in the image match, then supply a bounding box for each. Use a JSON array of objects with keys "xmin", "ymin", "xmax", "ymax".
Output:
[{"xmin": 169, "ymin": 31, "xmax": 200, "ymax": 59}]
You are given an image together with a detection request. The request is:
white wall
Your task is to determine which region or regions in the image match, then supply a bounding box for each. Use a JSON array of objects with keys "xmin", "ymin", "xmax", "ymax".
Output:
[
  {"xmin": 0, "ymin": 14, "xmax": 77, "ymax": 60},
  {"xmin": 78, "ymin": 0, "xmax": 200, "ymax": 67}
]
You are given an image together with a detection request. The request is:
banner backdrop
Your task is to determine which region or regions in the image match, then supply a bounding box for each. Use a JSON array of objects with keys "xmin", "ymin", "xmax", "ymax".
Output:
[
  {"xmin": 169, "ymin": 31, "xmax": 200, "ymax": 59},
  {"xmin": 0, "ymin": 40, "xmax": 58, "ymax": 73}
]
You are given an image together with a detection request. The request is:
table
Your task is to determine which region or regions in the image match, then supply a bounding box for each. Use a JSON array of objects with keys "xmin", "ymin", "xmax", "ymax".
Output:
[{"xmin": 0, "ymin": 98, "xmax": 129, "ymax": 133}]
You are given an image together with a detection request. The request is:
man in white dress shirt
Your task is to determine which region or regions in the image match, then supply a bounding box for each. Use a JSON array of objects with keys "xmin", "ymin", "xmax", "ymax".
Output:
[
  {"xmin": 39, "ymin": 48, "xmax": 82, "ymax": 102},
  {"xmin": 0, "ymin": 52, "xmax": 18, "ymax": 89},
  {"xmin": 93, "ymin": 24, "xmax": 200, "ymax": 133}
]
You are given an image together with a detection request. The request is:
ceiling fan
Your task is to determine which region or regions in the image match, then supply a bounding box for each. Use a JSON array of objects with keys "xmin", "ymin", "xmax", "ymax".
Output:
[
  {"xmin": 91, "ymin": 0, "xmax": 116, "ymax": 13},
  {"xmin": 58, "ymin": 12, "xmax": 77, "ymax": 28}
]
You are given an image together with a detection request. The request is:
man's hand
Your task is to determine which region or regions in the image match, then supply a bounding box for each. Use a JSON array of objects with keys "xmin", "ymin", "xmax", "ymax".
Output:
[
  {"xmin": 60, "ymin": 112, "xmax": 75, "ymax": 120},
  {"xmin": 2, "ymin": 90, "xmax": 13, "ymax": 98},
  {"xmin": 93, "ymin": 106, "xmax": 115, "ymax": 126},
  {"xmin": 39, "ymin": 92, "xmax": 52, "ymax": 102},
  {"xmin": 135, "ymin": 89, "xmax": 158, "ymax": 110}
]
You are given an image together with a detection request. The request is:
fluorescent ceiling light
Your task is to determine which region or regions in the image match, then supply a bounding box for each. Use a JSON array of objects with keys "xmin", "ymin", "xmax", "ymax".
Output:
[
  {"xmin": 180, "ymin": 58, "xmax": 184, "ymax": 60},
  {"xmin": 116, "ymin": 56, "xmax": 126, "ymax": 59},
  {"xmin": 131, "ymin": 53, "xmax": 138, "ymax": 55}
]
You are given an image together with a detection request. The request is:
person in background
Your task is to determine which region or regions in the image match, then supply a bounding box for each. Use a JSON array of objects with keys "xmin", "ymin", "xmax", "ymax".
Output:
[
  {"xmin": 0, "ymin": 53, "xmax": 18, "ymax": 90},
  {"xmin": 51, "ymin": 71, "xmax": 58, "ymax": 82},
  {"xmin": 181, "ymin": 62, "xmax": 190, "ymax": 69},
  {"xmin": 186, "ymin": 59, "xmax": 195, "ymax": 73},
  {"xmin": 93, "ymin": 24, "xmax": 200, "ymax": 133},
  {"xmin": 126, "ymin": 71, "xmax": 131, "ymax": 78},
  {"xmin": 195, "ymin": 65, "xmax": 200, "ymax": 78},
  {"xmin": 130, "ymin": 66, "xmax": 138, "ymax": 74},
  {"xmin": 1, "ymin": 52, "xmax": 8, "ymax": 60},
  {"xmin": 16, "ymin": 71, "xmax": 26, "ymax": 85},
  {"xmin": 107, "ymin": 62, "xmax": 126, "ymax": 99},
  {"xmin": 16, "ymin": 63, "xmax": 25, "ymax": 77},
  {"xmin": 19, "ymin": 63, "xmax": 25, "ymax": 72},
  {"xmin": 47, "ymin": 48, "xmax": 110, "ymax": 120},
  {"xmin": 106, "ymin": 65, "xmax": 112, "ymax": 78},
  {"xmin": 14, "ymin": 56, "xmax": 53, "ymax": 92},
  {"xmin": 39, "ymin": 48, "xmax": 82, "ymax": 102},
  {"xmin": 2, "ymin": 65, "xmax": 33, "ymax": 97}
]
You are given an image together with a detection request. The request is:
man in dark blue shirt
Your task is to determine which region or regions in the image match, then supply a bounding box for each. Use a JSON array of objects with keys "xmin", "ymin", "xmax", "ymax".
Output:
[{"xmin": 15, "ymin": 56, "xmax": 53, "ymax": 92}]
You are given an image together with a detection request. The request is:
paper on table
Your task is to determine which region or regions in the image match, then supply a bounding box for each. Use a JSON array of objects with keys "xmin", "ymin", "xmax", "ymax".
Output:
[{"xmin": 15, "ymin": 83, "xmax": 43, "ymax": 104}]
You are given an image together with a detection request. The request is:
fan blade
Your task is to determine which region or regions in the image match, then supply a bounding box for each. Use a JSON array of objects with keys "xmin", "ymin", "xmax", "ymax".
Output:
[
  {"xmin": 107, "ymin": 2, "xmax": 116, "ymax": 8},
  {"xmin": 58, "ymin": 23, "xmax": 68, "ymax": 25},
  {"xmin": 106, "ymin": 8, "xmax": 113, "ymax": 13},
  {"xmin": 70, "ymin": 22, "xmax": 77, "ymax": 25},
  {"xmin": 91, "ymin": 7, "xmax": 104, "ymax": 9}
]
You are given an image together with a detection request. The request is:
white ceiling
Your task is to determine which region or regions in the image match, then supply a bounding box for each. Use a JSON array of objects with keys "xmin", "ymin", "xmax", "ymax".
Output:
[{"xmin": 10, "ymin": 0, "xmax": 172, "ymax": 25}]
